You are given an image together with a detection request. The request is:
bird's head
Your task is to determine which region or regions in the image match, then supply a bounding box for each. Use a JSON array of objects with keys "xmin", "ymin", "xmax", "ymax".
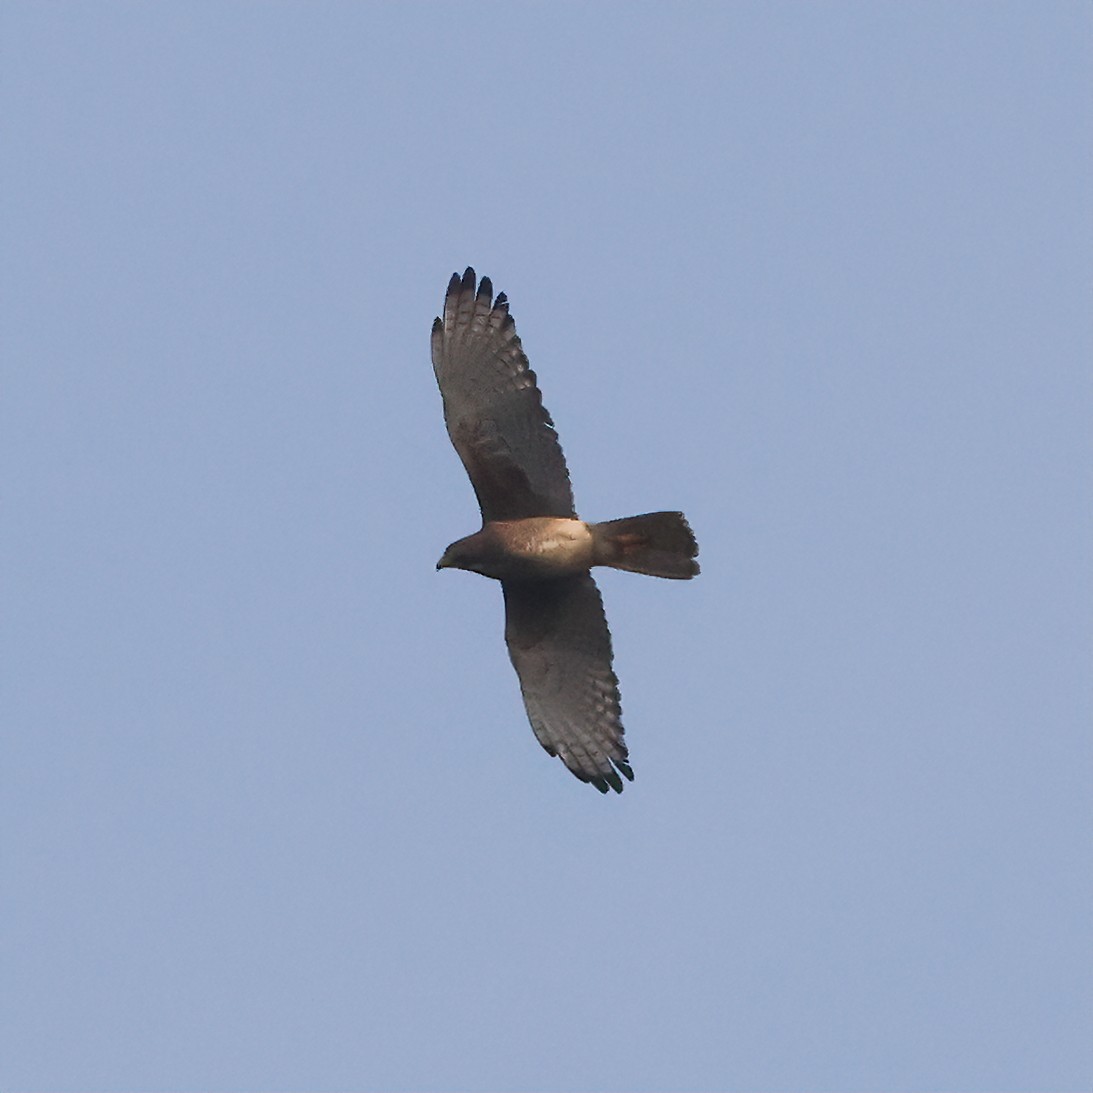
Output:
[
  {"xmin": 436, "ymin": 529, "xmax": 499, "ymax": 577},
  {"xmin": 436, "ymin": 540, "xmax": 467, "ymax": 571}
]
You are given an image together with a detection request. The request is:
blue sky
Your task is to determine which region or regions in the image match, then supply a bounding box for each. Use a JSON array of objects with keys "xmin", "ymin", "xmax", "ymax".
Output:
[{"xmin": 3, "ymin": 4, "xmax": 1090, "ymax": 1090}]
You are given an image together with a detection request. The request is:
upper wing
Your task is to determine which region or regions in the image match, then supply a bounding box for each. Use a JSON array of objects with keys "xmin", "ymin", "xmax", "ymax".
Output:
[
  {"xmin": 431, "ymin": 268, "xmax": 576, "ymax": 522},
  {"xmin": 502, "ymin": 574, "xmax": 633, "ymax": 793}
]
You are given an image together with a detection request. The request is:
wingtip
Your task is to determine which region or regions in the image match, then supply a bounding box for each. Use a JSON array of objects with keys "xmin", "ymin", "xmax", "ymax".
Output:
[
  {"xmin": 588, "ymin": 761, "xmax": 633, "ymax": 794},
  {"xmin": 444, "ymin": 267, "xmax": 508, "ymax": 315}
]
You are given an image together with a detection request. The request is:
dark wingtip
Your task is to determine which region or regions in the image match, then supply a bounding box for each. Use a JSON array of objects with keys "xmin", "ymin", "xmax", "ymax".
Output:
[
  {"xmin": 446, "ymin": 268, "xmax": 507, "ymax": 313},
  {"xmin": 587, "ymin": 762, "xmax": 632, "ymax": 794}
]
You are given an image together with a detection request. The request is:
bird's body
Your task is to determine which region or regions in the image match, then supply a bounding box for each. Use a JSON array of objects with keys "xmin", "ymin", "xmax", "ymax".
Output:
[
  {"xmin": 438, "ymin": 517, "xmax": 595, "ymax": 581},
  {"xmin": 431, "ymin": 268, "xmax": 698, "ymax": 793}
]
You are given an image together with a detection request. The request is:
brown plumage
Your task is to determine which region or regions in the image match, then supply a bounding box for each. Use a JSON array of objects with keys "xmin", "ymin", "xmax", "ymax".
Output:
[{"xmin": 432, "ymin": 268, "xmax": 698, "ymax": 793}]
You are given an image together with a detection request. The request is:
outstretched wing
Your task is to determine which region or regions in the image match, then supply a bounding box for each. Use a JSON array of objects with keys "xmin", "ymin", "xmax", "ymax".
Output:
[
  {"xmin": 431, "ymin": 268, "xmax": 576, "ymax": 522},
  {"xmin": 502, "ymin": 574, "xmax": 633, "ymax": 793}
]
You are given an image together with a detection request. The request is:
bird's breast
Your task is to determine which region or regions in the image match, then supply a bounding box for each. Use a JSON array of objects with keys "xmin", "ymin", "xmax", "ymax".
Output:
[{"xmin": 480, "ymin": 517, "xmax": 595, "ymax": 580}]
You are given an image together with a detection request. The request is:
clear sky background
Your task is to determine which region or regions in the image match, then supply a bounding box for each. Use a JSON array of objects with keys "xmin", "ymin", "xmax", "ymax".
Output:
[{"xmin": 3, "ymin": 4, "xmax": 1090, "ymax": 1091}]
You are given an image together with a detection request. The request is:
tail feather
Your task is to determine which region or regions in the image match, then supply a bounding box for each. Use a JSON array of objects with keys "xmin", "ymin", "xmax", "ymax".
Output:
[{"xmin": 592, "ymin": 511, "xmax": 699, "ymax": 579}]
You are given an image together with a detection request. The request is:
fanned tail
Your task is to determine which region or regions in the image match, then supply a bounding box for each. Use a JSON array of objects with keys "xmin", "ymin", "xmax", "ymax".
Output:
[{"xmin": 592, "ymin": 512, "xmax": 699, "ymax": 580}]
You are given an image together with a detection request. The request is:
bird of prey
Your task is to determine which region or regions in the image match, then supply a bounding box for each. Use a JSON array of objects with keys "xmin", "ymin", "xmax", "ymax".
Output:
[{"xmin": 432, "ymin": 268, "xmax": 699, "ymax": 793}]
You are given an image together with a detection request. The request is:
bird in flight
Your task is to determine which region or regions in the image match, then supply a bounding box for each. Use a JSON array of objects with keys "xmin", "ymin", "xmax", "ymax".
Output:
[{"xmin": 432, "ymin": 269, "xmax": 699, "ymax": 793}]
